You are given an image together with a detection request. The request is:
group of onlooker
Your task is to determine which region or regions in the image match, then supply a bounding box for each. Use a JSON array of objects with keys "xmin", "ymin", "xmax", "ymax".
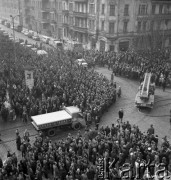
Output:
[
  {"xmin": 1, "ymin": 120, "xmax": 171, "ymax": 180},
  {"xmin": 0, "ymin": 33, "xmax": 116, "ymax": 124}
]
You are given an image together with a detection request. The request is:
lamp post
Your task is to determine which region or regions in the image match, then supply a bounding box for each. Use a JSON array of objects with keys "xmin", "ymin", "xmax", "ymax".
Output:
[{"xmin": 10, "ymin": 14, "xmax": 19, "ymax": 66}]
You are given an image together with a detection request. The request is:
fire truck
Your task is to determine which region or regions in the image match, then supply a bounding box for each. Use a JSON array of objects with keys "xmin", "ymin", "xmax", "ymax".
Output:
[{"xmin": 135, "ymin": 73, "xmax": 155, "ymax": 108}]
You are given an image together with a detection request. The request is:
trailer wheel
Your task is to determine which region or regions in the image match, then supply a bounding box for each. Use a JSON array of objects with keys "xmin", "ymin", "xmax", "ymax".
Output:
[
  {"xmin": 48, "ymin": 129, "xmax": 56, "ymax": 137},
  {"xmin": 73, "ymin": 122, "xmax": 81, "ymax": 130}
]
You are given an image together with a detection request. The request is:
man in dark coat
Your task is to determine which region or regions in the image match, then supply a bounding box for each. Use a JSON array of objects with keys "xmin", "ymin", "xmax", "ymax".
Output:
[
  {"xmin": 118, "ymin": 108, "xmax": 124, "ymax": 123},
  {"xmin": 16, "ymin": 134, "xmax": 21, "ymax": 151}
]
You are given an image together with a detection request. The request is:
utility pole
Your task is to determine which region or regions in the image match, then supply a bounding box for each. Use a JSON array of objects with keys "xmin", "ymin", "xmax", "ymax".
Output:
[
  {"xmin": 10, "ymin": 15, "xmax": 19, "ymax": 66},
  {"xmin": 18, "ymin": 0, "xmax": 23, "ymax": 26}
]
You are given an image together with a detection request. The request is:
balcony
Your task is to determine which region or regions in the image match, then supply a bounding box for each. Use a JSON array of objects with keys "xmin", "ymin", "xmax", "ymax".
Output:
[
  {"xmin": 63, "ymin": 22, "xmax": 69, "ymax": 27},
  {"xmin": 41, "ymin": 7, "xmax": 50, "ymax": 13},
  {"xmin": 73, "ymin": 11, "xmax": 88, "ymax": 18},
  {"xmin": 62, "ymin": 9, "xmax": 69, "ymax": 14},
  {"xmin": 50, "ymin": 8, "xmax": 57, "ymax": 13},
  {"xmin": 51, "ymin": 20, "xmax": 56, "ymax": 25},
  {"xmin": 73, "ymin": 25, "xmax": 88, "ymax": 33},
  {"xmin": 150, "ymin": 13, "xmax": 171, "ymax": 20},
  {"xmin": 41, "ymin": 18, "xmax": 50, "ymax": 24}
]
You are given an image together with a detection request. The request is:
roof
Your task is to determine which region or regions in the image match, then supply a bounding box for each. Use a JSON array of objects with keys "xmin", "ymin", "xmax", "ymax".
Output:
[
  {"xmin": 31, "ymin": 110, "xmax": 72, "ymax": 126},
  {"xmin": 64, "ymin": 106, "xmax": 81, "ymax": 116}
]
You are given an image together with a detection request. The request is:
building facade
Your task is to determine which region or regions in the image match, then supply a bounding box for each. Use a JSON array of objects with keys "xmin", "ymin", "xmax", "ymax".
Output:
[
  {"xmin": 97, "ymin": 0, "xmax": 171, "ymax": 51},
  {"xmin": 0, "ymin": 0, "xmax": 21, "ymax": 27},
  {"xmin": 0, "ymin": 0, "xmax": 170, "ymax": 51},
  {"xmin": 21, "ymin": 0, "xmax": 63, "ymax": 38}
]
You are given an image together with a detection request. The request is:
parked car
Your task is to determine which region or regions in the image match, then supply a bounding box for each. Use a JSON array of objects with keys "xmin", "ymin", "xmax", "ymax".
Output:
[
  {"xmin": 21, "ymin": 28, "xmax": 29, "ymax": 35},
  {"xmin": 14, "ymin": 25, "xmax": 22, "ymax": 32},
  {"xmin": 1, "ymin": 20, "xmax": 5, "ymax": 25},
  {"xmin": 40, "ymin": 35, "xmax": 50, "ymax": 44},
  {"xmin": 27, "ymin": 31, "xmax": 34, "ymax": 38},
  {"xmin": 6, "ymin": 22, "xmax": 11, "ymax": 28},
  {"xmin": 32, "ymin": 35, "xmax": 40, "ymax": 41}
]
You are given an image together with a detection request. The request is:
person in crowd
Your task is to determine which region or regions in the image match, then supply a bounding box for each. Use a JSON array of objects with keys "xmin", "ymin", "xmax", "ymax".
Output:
[
  {"xmin": 0, "ymin": 123, "xmax": 170, "ymax": 180},
  {"xmin": 117, "ymin": 86, "xmax": 121, "ymax": 97},
  {"xmin": 118, "ymin": 108, "xmax": 124, "ymax": 123}
]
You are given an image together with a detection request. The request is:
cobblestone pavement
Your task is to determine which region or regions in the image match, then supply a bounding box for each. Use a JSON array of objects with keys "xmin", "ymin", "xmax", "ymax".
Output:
[{"xmin": 0, "ymin": 67, "xmax": 171, "ymax": 163}]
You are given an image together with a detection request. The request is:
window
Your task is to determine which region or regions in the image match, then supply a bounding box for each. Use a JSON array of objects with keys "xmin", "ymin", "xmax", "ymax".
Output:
[
  {"xmin": 152, "ymin": 5, "xmax": 156, "ymax": 14},
  {"xmin": 124, "ymin": 4, "xmax": 129, "ymax": 16},
  {"xmin": 159, "ymin": 4, "xmax": 163, "ymax": 14},
  {"xmin": 139, "ymin": 4, "xmax": 148, "ymax": 15},
  {"xmin": 123, "ymin": 21, "xmax": 128, "ymax": 33},
  {"xmin": 89, "ymin": 4, "xmax": 95, "ymax": 14},
  {"xmin": 109, "ymin": 22, "xmax": 115, "ymax": 34},
  {"xmin": 101, "ymin": 20, "xmax": 104, "ymax": 31},
  {"xmin": 75, "ymin": 18, "xmax": 79, "ymax": 27},
  {"xmin": 69, "ymin": 17, "xmax": 73, "ymax": 25},
  {"xmin": 109, "ymin": 5, "xmax": 115, "ymax": 16},
  {"xmin": 101, "ymin": 4, "xmax": 105, "ymax": 15},
  {"xmin": 143, "ymin": 21, "xmax": 147, "ymax": 31},
  {"xmin": 137, "ymin": 21, "xmax": 141, "ymax": 32},
  {"xmin": 69, "ymin": 3, "xmax": 73, "ymax": 11},
  {"xmin": 150, "ymin": 20, "xmax": 154, "ymax": 31},
  {"xmin": 89, "ymin": 19, "xmax": 95, "ymax": 31}
]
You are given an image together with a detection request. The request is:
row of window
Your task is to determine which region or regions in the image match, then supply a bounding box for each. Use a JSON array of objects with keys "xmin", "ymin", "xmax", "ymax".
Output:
[
  {"xmin": 102, "ymin": 21, "xmax": 128, "ymax": 34},
  {"xmin": 101, "ymin": 4, "xmax": 129, "ymax": 16},
  {"xmin": 152, "ymin": 4, "xmax": 171, "ymax": 15}
]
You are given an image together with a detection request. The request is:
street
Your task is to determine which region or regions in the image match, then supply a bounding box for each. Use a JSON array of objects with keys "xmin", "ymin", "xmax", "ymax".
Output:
[
  {"xmin": 0, "ymin": 67, "xmax": 171, "ymax": 162},
  {"xmin": 0, "ymin": 24, "xmax": 51, "ymax": 49}
]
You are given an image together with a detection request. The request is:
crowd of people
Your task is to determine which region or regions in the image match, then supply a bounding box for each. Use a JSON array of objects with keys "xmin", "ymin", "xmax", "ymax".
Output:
[
  {"xmin": 0, "ymin": 33, "xmax": 116, "ymax": 123},
  {"xmin": 82, "ymin": 48, "xmax": 171, "ymax": 87},
  {"xmin": 1, "ymin": 120, "xmax": 171, "ymax": 180},
  {"xmin": 0, "ymin": 31, "xmax": 171, "ymax": 180}
]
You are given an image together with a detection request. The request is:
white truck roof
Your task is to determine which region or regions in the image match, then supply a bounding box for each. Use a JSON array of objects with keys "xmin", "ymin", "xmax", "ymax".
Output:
[{"xmin": 31, "ymin": 110, "xmax": 72, "ymax": 126}]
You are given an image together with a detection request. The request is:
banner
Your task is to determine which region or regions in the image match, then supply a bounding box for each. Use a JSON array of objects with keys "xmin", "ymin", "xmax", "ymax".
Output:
[{"xmin": 25, "ymin": 70, "xmax": 34, "ymax": 90}]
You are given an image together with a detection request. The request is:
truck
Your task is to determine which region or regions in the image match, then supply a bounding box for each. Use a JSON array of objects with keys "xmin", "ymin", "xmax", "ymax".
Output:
[
  {"xmin": 31, "ymin": 106, "xmax": 86, "ymax": 137},
  {"xmin": 135, "ymin": 73, "xmax": 155, "ymax": 109}
]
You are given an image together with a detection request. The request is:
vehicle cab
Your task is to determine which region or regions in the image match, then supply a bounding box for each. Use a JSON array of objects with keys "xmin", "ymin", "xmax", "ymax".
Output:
[{"xmin": 64, "ymin": 106, "xmax": 85, "ymax": 130}]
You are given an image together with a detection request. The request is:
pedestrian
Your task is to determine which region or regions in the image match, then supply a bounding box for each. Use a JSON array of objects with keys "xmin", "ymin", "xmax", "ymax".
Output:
[
  {"xmin": 0, "ymin": 133, "xmax": 1, "ymax": 142},
  {"xmin": 117, "ymin": 86, "xmax": 121, "ymax": 97},
  {"xmin": 118, "ymin": 108, "xmax": 124, "ymax": 123},
  {"xmin": 162, "ymin": 79, "xmax": 166, "ymax": 92},
  {"xmin": 16, "ymin": 134, "xmax": 21, "ymax": 151},
  {"xmin": 95, "ymin": 116, "xmax": 100, "ymax": 130},
  {"xmin": 111, "ymin": 72, "xmax": 114, "ymax": 84}
]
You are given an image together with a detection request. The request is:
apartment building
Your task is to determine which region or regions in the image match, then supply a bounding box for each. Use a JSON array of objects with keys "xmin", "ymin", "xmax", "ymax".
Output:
[
  {"xmin": 133, "ymin": 0, "xmax": 171, "ymax": 50},
  {"xmin": 0, "ymin": 0, "xmax": 170, "ymax": 51},
  {"xmin": 149, "ymin": 0, "xmax": 171, "ymax": 49},
  {"xmin": 0, "ymin": 0, "xmax": 21, "ymax": 26},
  {"xmin": 98, "ymin": 0, "xmax": 171, "ymax": 52},
  {"xmin": 20, "ymin": 0, "xmax": 63, "ymax": 38},
  {"xmin": 97, "ymin": 0, "xmax": 136, "ymax": 51}
]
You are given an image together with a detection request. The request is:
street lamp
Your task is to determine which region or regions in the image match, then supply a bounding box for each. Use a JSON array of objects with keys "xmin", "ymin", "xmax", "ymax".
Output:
[{"xmin": 10, "ymin": 14, "xmax": 19, "ymax": 65}]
